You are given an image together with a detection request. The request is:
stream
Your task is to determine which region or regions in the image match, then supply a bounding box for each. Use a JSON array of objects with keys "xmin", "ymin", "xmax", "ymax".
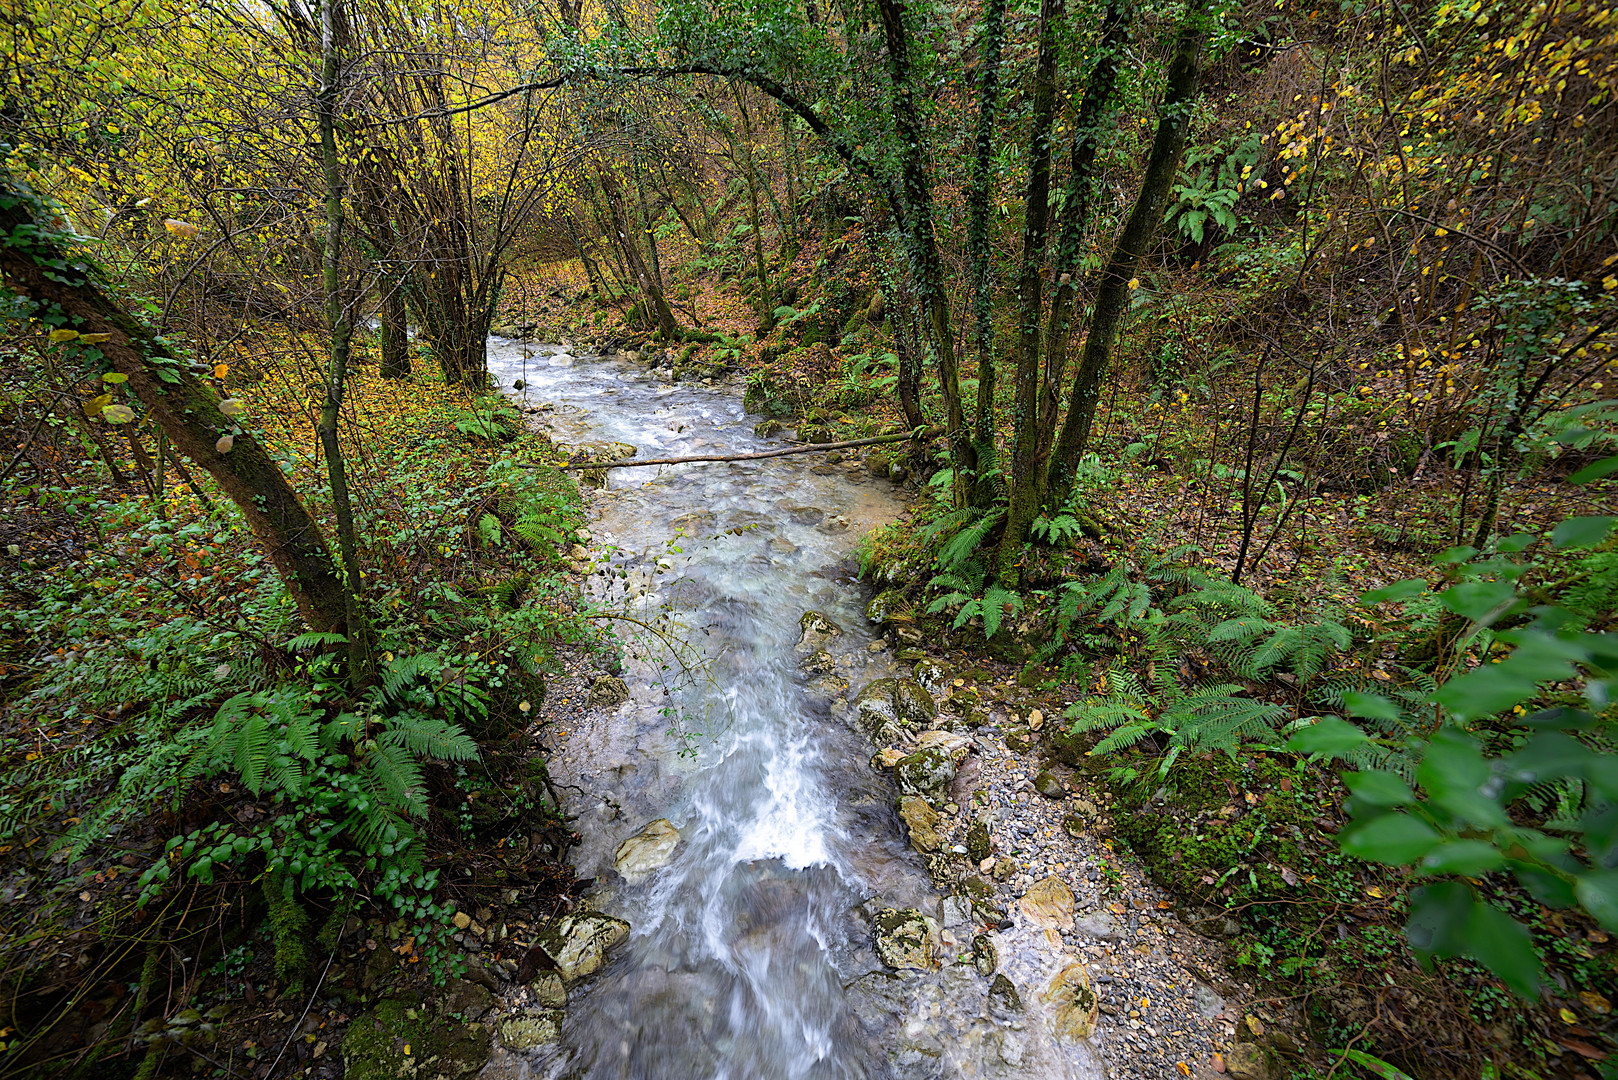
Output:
[{"xmin": 481, "ymin": 338, "xmax": 1106, "ymax": 1080}]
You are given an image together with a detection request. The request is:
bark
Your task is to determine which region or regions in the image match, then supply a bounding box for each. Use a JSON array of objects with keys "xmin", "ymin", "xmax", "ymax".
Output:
[
  {"xmin": 1043, "ymin": 0, "xmax": 1208, "ymax": 516},
  {"xmin": 599, "ymin": 170, "xmax": 679, "ymax": 339},
  {"xmin": 966, "ymin": 0, "xmax": 1009, "ymax": 507},
  {"xmin": 0, "ymin": 183, "xmax": 350, "ymax": 633},
  {"xmin": 995, "ymin": 0, "xmax": 1065, "ymax": 580},
  {"xmin": 317, "ymin": 0, "xmax": 375, "ymax": 686},
  {"xmin": 378, "ymin": 267, "xmax": 409, "ymax": 379},
  {"xmin": 876, "ymin": 0, "xmax": 973, "ymax": 500}
]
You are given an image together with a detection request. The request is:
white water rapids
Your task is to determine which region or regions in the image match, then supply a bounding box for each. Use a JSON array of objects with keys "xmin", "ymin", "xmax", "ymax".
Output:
[{"xmin": 482, "ymin": 339, "xmax": 1106, "ymax": 1080}]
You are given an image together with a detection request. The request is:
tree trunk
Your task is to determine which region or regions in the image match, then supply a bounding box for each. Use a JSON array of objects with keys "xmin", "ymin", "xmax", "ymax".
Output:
[
  {"xmin": 0, "ymin": 181, "xmax": 350, "ymax": 634},
  {"xmin": 378, "ymin": 266, "xmax": 409, "ymax": 379},
  {"xmin": 876, "ymin": 0, "xmax": 972, "ymax": 502},
  {"xmin": 1042, "ymin": 0, "xmax": 1208, "ymax": 517},
  {"xmin": 994, "ymin": 0, "xmax": 1064, "ymax": 581},
  {"xmin": 317, "ymin": 0, "xmax": 374, "ymax": 687},
  {"xmin": 599, "ymin": 170, "xmax": 679, "ymax": 339},
  {"xmin": 966, "ymin": 0, "xmax": 1008, "ymax": 508}
]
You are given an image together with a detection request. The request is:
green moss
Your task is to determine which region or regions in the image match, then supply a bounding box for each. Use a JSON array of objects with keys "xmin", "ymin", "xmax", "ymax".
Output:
[
  {"xmin": 341, "ymin": 997, "xmax": 492, "ymax": 1080},
  {"xmin": 263, "ymin": 866, "xmax": 308, "ymax": 994},
  {"xmin": 965, "ymin": 821, "xmax": 991, "ymax": 863}
]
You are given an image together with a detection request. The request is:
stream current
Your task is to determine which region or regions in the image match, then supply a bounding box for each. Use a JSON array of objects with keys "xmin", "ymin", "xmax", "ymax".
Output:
[{"xmin": 484, "ymin": 338, "xmax": 1105, "ymax": 1080}]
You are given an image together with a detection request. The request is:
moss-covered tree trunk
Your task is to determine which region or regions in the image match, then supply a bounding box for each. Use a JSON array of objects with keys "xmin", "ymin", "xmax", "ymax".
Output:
[
  {"xmin": 966, "ymin": 0, "xmax": 1008, "ymax": 508},
  {"xmin": 378, "ymin": 267, "xmax": 410, "ymax": 379},
  {"xmin": 0, "ymin": 181, "xmax": 351, "ymax": 634},
  {"xmin": 1042, "ymin": 0, "xmax": 1209, "ymax": 516}
]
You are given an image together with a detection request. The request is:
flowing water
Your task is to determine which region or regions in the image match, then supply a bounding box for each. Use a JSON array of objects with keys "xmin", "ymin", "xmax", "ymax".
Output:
[{"xmin": 483, "ymin": 339, "xmax": 1106, "ymax": 1080}]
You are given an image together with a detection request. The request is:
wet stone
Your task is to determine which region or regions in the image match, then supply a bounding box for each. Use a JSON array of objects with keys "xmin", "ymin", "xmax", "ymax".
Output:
[
  {"xmin": 613, "ymin": 819, "xmax": 681, "ymax": 884},
  {"xmin": 497, "ymin": 1009, "xmax": 564, "ymax": 1051},
  {"xmin": 895, "ymin": 747, "xmax": 959, "ymax": 799},
  {"xmin": 986, "ymin": 973, "xmax": 1023, "ymax": 1020},
  {"xmin": 588, "ymin": 676, "xmax": 630, "ymax": 708},
  {"xmin": 893, "ymin": 679, "xmax": 938, "ymax": 726},
  {"xmin": 1020, "ymin": 876, "xmax": 1076, "ymax": 931},
  {"xmin": 800, "ymin": 648, "xmax": 835, "ymax": 675},
  {"xmin": 873, "ymin": 908, "xmax": 938, "ymax": 972},
  {"xmin": 798, "ymin": 610, "xmax": 842, "ymax": 651},
  {"xmin": 533, "ymin": 911, "xmax": 630, "ymax": 982},
  {"xmin": 1034, "ymin": 770, "xmax": 1066, "ymax": 799},
  {"xmin": 1043, "ymin": 963, "xmax": 1099, "ymax": 1041},
  {"xmin": 898, "ymin": 795, "xmax": 942, "ymax": 853}
]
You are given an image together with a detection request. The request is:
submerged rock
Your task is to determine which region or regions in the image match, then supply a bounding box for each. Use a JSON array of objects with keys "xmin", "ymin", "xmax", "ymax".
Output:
[
  {"xmin": 1019, "ymin": 876, "xmax": 1076, "ymax": 931},
  {"xmin": 800, "ymin": 649, "xmax": 835, "ymax": 675},
  {"xmin": 986, "ymin": 973, "xmax": 1023, "ymax": 1020},
  {"xmin": 533, "ymin": 911, "xmax": 630, "ymax": 982},
  {"xmin": 613, "ymin": 819, "xmax": 681, "ymax": 884},
  {"xmin": 798, "ymin": 610, "xmax": 842, "ymax": 651},
  {"xmin": 898, "ymin": 795, "xmax": 942, "ymax": 852},
  {"xmin": 872, "ymin": 908, "xmax": 938, "ymax": 971}
]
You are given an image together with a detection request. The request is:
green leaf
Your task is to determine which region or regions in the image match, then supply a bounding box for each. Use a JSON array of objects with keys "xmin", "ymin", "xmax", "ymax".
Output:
[
  {"xmin": 1329, "ymin": 1048, "xmax": 1417, "ymax": 1080},
  {"xmin": 1343, "ymin": 691, "xmax": 1401, "ymax": 721},
  {"xmin": 1464, "ymin": 901, "xmax": 1542, "ymax": 997},
  {"xmin": 1437, "ymin": 580, "xmax": 1518, "ymax": 621},
  {"xmin": 1284, "ymin": 717, "xmax": 1368, "ymax": 757},
  {"xmin": 1420, "ymin": 840, "xmax": 1505, "ymax": 876},
  {"xmin": 1574, "ymin": 869, "xmax": 1618, "ymax": 933},
  {"xmin": 1341, "ymin": 813, "xmax": 1441, "ymax": 864},
  {"xmin": 1359, "ymin": 579, "xmax": 1429, "ymax": 604},
  {"xmin": 1343, "ymin": 770, "xmax": 1413, "ymax": 806},
  {"xmin": 1568, "ymin": 454, "xmax": 1618, "ymax": 484},
  {"xmin": 1552, "ymin": 516, "xmax": 1617, "ymax": 549}
]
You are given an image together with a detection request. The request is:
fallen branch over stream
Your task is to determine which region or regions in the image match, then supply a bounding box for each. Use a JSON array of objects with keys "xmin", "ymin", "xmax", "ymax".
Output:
[{"xmin": 549, "ymin": 426, "xmax": 942, "ymax": 470}]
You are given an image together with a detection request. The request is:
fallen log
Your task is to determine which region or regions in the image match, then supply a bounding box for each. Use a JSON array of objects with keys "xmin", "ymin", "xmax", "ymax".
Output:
[{"xmin": 550, "ymin": 426, "xmax": 943, "ymax": 470}]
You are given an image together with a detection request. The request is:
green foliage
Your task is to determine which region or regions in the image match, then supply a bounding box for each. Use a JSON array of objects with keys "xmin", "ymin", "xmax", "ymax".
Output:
[
  {"xmin": 1165, "ymin": 133, "xmax": 1266, "ymax": 244},
  {"xmin": 452, "ymin": 397, "xmax": 521, "ymax": 441},
  {"xmin": 1286, "ymin": 454, "xmax": 1618, "ymax": 998}
]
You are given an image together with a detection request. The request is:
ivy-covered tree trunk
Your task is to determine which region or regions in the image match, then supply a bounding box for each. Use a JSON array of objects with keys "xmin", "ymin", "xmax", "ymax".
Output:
[
  {"xmin": 1042, "ymin": 0, "xmax": 1209, "ymax": 516},
  {"xmin": 966, "ymin": 0, "xmax": 1008, "ymax": 508},
  {"xmin": 994, "ymin": 0, "xmax": 1065, "ymax": 581},
  {"xmin": 0, "ymin": 181, "xmax": 351, "ymax": 634},
  {"xmin": 876, "ymin": 0, "xmax": 973, "ymax": 501}
]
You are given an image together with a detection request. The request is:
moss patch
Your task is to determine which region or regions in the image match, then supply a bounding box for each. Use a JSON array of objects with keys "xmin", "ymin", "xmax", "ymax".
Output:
[{"xmin": 341, "ymin": 997, "xmax": 492, "ymax": 1080}]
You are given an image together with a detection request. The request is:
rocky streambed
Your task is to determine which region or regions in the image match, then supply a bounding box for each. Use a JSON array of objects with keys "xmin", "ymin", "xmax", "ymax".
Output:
[{"xmin": 341, "ymin": 340, "xmax": 1270, "ymax": 1080}]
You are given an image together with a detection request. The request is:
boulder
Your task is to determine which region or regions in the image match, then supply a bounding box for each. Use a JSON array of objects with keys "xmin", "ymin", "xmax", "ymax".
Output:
[
  {"xmin": 912, "ymin": 657, "xmax": 953, "ymax": 698},
  {"xmin": 437, "ymin": 979, "xmax": 495, "ymax": 1023},
  {"xmin": 1042, "ymin": 963, "xmax": 1099, "ymax": 1042},
  {"xmin": 895, "ymin": 746, "xmax": 959, "ymax": 799},
  {"xmin": 800, "ymin": 649, "xmax": 835, "ymax": 675},
  {"xmin": 532, "ymin": 911, "xmax": 630, "ymax": 982},
  {"xmin": 1225, "ymin": 1042, "xmax": 1278, "ymax": 1080},
  {"xmin": 798, "ymin": 611, "xmax": 842, "ymax": 651},
  {"xmin": 613, "ymin": 819, "xmax": 681, "ymax": 884},
  {"xmin": 1003, "ymin": 729, "xmax": 1034, "ymax": 754},
  {"xmin": 864, "ymin": 589, "xmax": 904, "ymax": 626},
  {"xmin": 1044, "ymin": 724, "xmax": 1087, "ymax": 767},
  {"xmin": 986, "ymin": 974, "xmax": 1023, "ymax": 1020},
  {"xmin": 530, "ymin": 972, "xmax": 566, "ymax": 1009},
  {"xmin": 588, "ymin": 676, "xmax": 630, "ymax": 708},
  {"xmin": 871, "ymin": 747, "xmax": 906, "ymax": 768},
  {"xmin": 897, "ymin": 795, "xmax": 941, "ymax": 853},
  {"xmin": 872, "ymin": 909, "xmax": 937, "ymax": 971},
  {"xmin": 913, "ymin": 729, "xmax": 971, "ymax": 760},
  {"xmin": 341, "ymin": 998, "xmax": 491, "ymax": 1080},
  {"xmin": 1034, "ymin": 770, "xmax": 1066, "ymax": 799},
  {"xmin": 497, "ymin": 1010, "xmax": 565, "ymax": 1051}
]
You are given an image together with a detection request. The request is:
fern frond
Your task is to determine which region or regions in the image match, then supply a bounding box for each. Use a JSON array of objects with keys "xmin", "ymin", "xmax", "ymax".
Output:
[
  {"xmin": 364, "ymin": 742, "xmax": 428, "ymax": 817},
  {"xmin": 286, "ymin": 630, "xmax": 347, "ymax": 652},
  {"xmin": 381, "ymin": 713, "xmax": 480, "ymax": 763}
]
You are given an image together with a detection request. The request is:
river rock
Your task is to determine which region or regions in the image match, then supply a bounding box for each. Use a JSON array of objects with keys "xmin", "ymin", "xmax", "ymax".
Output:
[
  {"xmin": 588, "ymin": 676, "xmax": 630, "ymax": 708},
  {"xmin": 971, "ymin": 932, "xmax": 998, "ymax": 976},
  {"xmin": 613, "ymin": 819, "xmax": 681, "ymax": 884},
  {"xmin": 342, "ymin": 997, "xmax": 491, "ymax": 1080},
  {"xmin": 897, "ymin": 795, "xmax": 942, "ymax": 852},
  {"xmin": 1075, "ymin": 909, "xmax": 1124, "ymax": 940},
  {"xmin": 1003, "ymin": 728, "xmax": 1034, "ymax": 753},
  {"xmin": 913, "ymin": 729, "xmax": 971, "ymax": 760},
  {"xmin": 776, "ymin": 502, "xmax": 825, "ymax": 524},
  {"xmin": 986, "ymin": 973, "xmax": 1023, "ymax": 1019},
  {"xmin": 893, "ymin": 679, "xmax": 938, "ymax": 726},
  {"xmin": 895, "ymin": 746, "xmax": 958, "ymax": 799},
  {"xmin": 1034, "ymin": 770, "xmax": 1065, "ymax": 799},
  {"xmin": 852, "ymin": 678, "xmax": 901, "ymax": 740},
  {"xmin": 1020, "ymin": 876, "xmax": 1076, "ymax": 931},
  {"xmin": 533, "ymin": 911, "xmax": 630, "ymax": 982},
  {"xmin": 800, "ymin": 648, "xmax": 835, "ymax": 675},
  {"xmin": 798, "ymin": 611, "xmax": 842, "ymax": 651},
  {"xmin": 965, "ymin": 821, "xmax": 992, "ymax": 863},
  {"xmin": 865, "ymin": 589, "xmax": 904, "ymax": 625},
  {"xmin": 871, "ymin": 747, "xmax": 906, "ymax": 768},
  {"xmin": 912, "ymin": 657, "xmax": 953, "ymax": 697},
  {"xmin": 497, "ymin": 1009, "xmax": 564, "ymax": 1051},
  {"xmin": 872, "ymin": 909, "xmax": 937, "ymax": 971},
  {"xmin": 530, "ymin": 972, "xmax": 567, "ymax": 1009},
  {"xmin": 438, "ymin": 978, "xmax": 495, "ymax": 1022},
  {"xmin": 1043, "ymin": 962, "xmax": 1099, "ymax": 1041}
]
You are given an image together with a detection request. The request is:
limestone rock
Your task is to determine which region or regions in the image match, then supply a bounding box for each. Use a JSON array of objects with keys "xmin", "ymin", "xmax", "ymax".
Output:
[
  {"xmin": 342, "ymin": 998, "xmax": 491, "ymax": 1080},
  {"xmin": 913, "ymin": 728, "xmax": 971, "ymax": 759},
  {"xmin": 798, "ymin": 611, "xmax": 843, "ymax": 651},
  {"xmin": 613, "ymin": 819, "xmax": 681, "ymax": 884},
  {"xmin": 588, "ymin": 676, "xmax": 630, "ymax": 708},
  {"xmin": 497, "ymin": 1010, "xmax": 564, "ymax": 1051},
  {"xmin": 871, "ymin": 747, "xmax": 906, "ymax": 768},
  {"xmin": 1019, "ymin": 876, "xmax": 1075, "ymax": 931},
  {"xmin": 1034, "ymin": 770, "xmax": 1066, "ymax": 799},
  {"xmin": 437, "ymin": 979, "xmax": 495, "ymax": 1022},
  {"xmin": 533, "ymin": 911, "xmax": 630, "ymax": 982},
  {"xmin": 1043, "ymin": 963, "xmax": 1099, "ymax": 1042},
  {"xmin": 865, "ymin": 589, "xmax": 904, "ymax": 625},
  {"xmin": 872, "ymin": 908, "xmax": 938, "ymax": 971},
  {"xmin": 530, "ymin": 972, "xmax": 566, "ymax": 1009},
  {"xmin": 1075, "ymin": 909, "xmax": 1124, "ymax": 940},
  {"xmin": 1003, "ymin": 729, "xmax": 1034, "ymax": 754},
  {"xmin": 898, "ymin": 795, "xmax": 942, "ymax": 853},
  {"xmin": 895, "ymin": 746, "xmax": 959, "ymax": 799},
  {"xmin": 965, "ymin": 821, "xmax": 992, "ymax": 863}
]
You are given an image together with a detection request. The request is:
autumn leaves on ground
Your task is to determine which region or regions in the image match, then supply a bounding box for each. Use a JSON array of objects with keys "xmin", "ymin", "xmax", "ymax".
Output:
[{"xmin": 2, "ymin": 0, "xmax": 1618, "ymax": 1077}]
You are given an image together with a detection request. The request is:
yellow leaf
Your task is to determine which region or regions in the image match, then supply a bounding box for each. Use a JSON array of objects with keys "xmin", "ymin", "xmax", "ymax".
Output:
[
  {"xmin": 102, "ymin": 404, "xmax": 136, "ymax": 424},
  {"xmin": 80, "ymin": 333, "xmax": 111, "ymax": 344},
  {"xmin": 163, "ymin": 218, "xmax": 200, "ymax": 239},
  {"xmin": 1127, "ymin": 278, "xmax": 1140, "ymax": 290},
  {"xmin": 215, "ymin": 434, "xmax": 234, "ymax": 453},
  {"xmin": 213, "ymin": 363, "xmax": 229, "ymax": 379},
  {"xmin": 1559, "ymin": 1007, "xmax": 1578, "ymax": 1024},
  {"xmin": 49, "ymin": 328, "xmax": 79, "ymax": 342}
]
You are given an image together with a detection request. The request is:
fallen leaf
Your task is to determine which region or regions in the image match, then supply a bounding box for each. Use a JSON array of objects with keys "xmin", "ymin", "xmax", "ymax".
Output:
[
  {"xmin": 1366, "ymin": 886, "xmax": 1385, "ymax": 898},
  {"xmin": 1578, "ymin": 990, "xmax": 1610, "ymax": 1016},
  {"xmin": 1245, "ymin": 1015, "xmax": 1265, "ymax": 1037},
  {"xmin": 78, "ymin": 891, "xmax": 91, "ymax": 902},
  {"xmin": 1109, "ymin": 903, "xmax": 1127, "ymax": 915},
  {"xmin": 453, "ymin": 911, "xmax": 471, "ymax": 929},
  {"xmin": 1177, "ymin": 1063, "xmax": 1191, "ymax": 1076},
  {"xmin": 1559, "ymin": 1007, "xmax": 1579, "ymax": 1025},
  {"xmin": 1555, "ymin": 1037, "xmax": 1603, "ymax": 1060},
  {"xmin": 1280, "ymin": 866, "xmax": 1299, "ymax": 886},
  {"xmin": 1211, "ymin": 1051, "xmax": 1226, "ymax": 1073}
]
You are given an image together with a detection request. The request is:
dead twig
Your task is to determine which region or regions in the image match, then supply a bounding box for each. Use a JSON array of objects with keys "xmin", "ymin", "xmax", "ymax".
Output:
[{"xmin": 548, "ymin": 426, "xmax": 941, "ymax": 470}]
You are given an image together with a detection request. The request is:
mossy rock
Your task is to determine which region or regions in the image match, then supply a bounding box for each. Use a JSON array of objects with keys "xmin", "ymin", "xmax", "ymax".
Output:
[
  {"xmin": 965, "ymin": 821, "xmax": 992, "ymax": 863},
  {"xmin": 895, "ymin": 746, "xmax": 957, "ymax": 798},
  {"xmin": 1044, "ymin": 724, "xmax": 1090, "ymax": 768},
  {"xmin": 872, "ymin": 908, "xmax": 937, "ymax": 971},
  {"xmin": 341, "ymin": 997, "xmax": 492, "ymax": 1080}
]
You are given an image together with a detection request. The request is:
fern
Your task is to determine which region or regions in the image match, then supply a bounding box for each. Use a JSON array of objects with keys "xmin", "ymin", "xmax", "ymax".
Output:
[{"xmin": 286, "ymin": 630, "xmax": 347, "ymax": 652}]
